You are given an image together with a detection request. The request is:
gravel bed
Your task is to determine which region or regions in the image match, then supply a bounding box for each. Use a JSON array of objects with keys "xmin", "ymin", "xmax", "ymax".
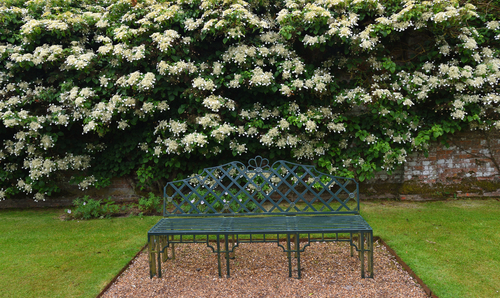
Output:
[{"xmin": 102, "ymin": 240, "xmax": 427, "ymax": 297}]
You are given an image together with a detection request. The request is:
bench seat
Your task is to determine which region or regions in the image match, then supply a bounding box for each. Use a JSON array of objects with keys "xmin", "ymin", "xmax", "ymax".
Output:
[
  {"xmin": 148, "ymin": 214, "xmax": 373, "ymax": 279},
  {"xmin": 149, "ymin": 215, "xmax": 372, "ymax": 234}
]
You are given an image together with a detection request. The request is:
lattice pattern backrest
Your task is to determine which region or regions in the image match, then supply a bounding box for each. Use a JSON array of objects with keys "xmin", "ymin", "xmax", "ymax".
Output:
[{"xmin": 164, "ymin": 156, "xmax": 359, "ymax": 217}]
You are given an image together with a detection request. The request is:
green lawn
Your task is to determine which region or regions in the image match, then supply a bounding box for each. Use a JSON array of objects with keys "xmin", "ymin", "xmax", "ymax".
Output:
[
  {"xmin": 362, "ymin": 199, "xmax": 500, "ymax": 298},
  {"xmin": 0, "ymin": 209, "xmax": 160, "ymax": 298},
  {"xmin": 1, "ymin": 199, "xmax": 499, "ymax": 298}
]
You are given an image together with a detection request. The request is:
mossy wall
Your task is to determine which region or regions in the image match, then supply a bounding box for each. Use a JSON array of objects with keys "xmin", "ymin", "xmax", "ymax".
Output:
[
  {"xmin": 2, "ymin": 129, "xmax": 499, "ymax": 207},
  {"xmin": 362, "ymin": 129, "xmax": 500, "ymax": 200}
]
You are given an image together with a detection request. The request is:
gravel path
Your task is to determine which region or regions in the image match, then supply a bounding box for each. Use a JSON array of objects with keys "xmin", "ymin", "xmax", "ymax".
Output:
[{"xmin": 101, "ymin": 240, "xmax": 427, "ymax": 297}]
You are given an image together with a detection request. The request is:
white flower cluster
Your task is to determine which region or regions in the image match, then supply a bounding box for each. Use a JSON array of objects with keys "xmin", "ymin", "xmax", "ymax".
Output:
[
  {"xmin": 139, "ymin": 73, "xmax": 156, "ymax": 90},
  {"xmin": 222, "ymin": 44, "xmax": 292, "ymax": 66},
  {"xmin": 327, "ymin": 122, "xmax": 346, "ymax": 133},
  {"xmin": 181, "ymin": 133, "xmax": 208, "ymax": 152},
  {"xmin": 192, "ymin": 77, "xmax": 216, "ymax": 91},
  {"xmin": 64, "ymin": 51, "xmax": 95, "ymax": 70},
  {"xmin": 390, "ymin": 56, "xmax": 500, "ymax": 120},
  {"xmin": 229, "ymin": 140, "xmax": 247, "ymax": 155},
  {"xmin": 78, "ymin": 175, "xmax": 96, "ymax": 190},
  {"xmin": 116, "ymin": 71, "xmax": 156, "ymax": 90},
  {"xmin": 185, "ymin": 18, "xmax": 203, "ymax": 31},
  {"xmin": 382, "ymin": 148, "xmax": 408, "ymax": 169},
  {"xmin": 211, "ymin": 123, "xmax": 235, "ymax": 142},
  {"xmin": 202, "ymin": 95, "xmax": 235, "ymax": 112},
  {"xmin": 9, "ymin": 44, "xmax": 63, "ymax": 66},
  {"xmin": 196, "ymin": 113, "xmax": 221, "ymax": 129},
  {"xmin": 19, "ymin": 153, "xmax": 91, "ymax": 184},
  {"xmin": 200, "ymin": 1, "xmax": 270, "ymax": 39},
  {"xmin": 249, "ymin": 67, "xmax": 273, "ymax": 87},
  {"xmin": 168, "ymin": 120, "xmax": 188, "ymax": 136},
  {"xmin": 151, "ymin": 30, "xmax": 180, "ymax": 52},
  {"xmin": 113, "ymin": 25, "xmax": 141, "ymax": 41},
  {"xmin": 228, "ymin": 74, "xmax": 242, "ymax": 88},
  {"xmin": 142, "ymin": 3, "xmax": 180, "ymax": 24},
  {"xmin": 20, "ymin": 19, "xmax": 69, "ymax": 36},
  {"xmin": 275, "ymin": 0, "xmax": 479, "ymax": 54},
  {"xmin": 157, "ymin": 60, "xmax": 198, "ymax": 76},
  {"xmin": 112, "ymin": 44, "xmax": 146, "ymax": 62}
]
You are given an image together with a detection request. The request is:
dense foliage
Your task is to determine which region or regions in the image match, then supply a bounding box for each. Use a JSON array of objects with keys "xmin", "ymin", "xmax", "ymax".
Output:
[{"xmin": 0, "ymin": 0, "xmax": 499, "ymax": 201}]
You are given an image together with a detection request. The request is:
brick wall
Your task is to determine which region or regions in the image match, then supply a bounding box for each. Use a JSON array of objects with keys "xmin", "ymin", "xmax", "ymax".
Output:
[
  {"xmin": 406, "ymin": 132, "xmax": 500, "ymax": 183},
  {"xmin": 0, "ymin": 176, "xmax": 138, "ymax": 209},
  {"xmin": 364, "ymin": 129, "xmax": 500, "ymax": 200},
  {"xmin": 2, "ymin": 129, "xmax": 500, "ymax": 208}
]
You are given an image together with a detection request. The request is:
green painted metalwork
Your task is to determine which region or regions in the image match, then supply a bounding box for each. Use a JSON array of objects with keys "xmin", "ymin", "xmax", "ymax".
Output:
[{"xmin": 148, "ymin": 156, "xmax": 373, "ymax": 279}]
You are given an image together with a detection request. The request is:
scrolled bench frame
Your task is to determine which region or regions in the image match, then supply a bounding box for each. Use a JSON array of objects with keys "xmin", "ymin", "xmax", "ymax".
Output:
[{"xmin": 148, "ymin": 156, "xmax": 373, "ymax": 279}]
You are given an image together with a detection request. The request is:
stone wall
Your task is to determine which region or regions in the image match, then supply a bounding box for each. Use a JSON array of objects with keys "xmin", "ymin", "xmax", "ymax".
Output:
[
  {"xmin": 2, "ymin": 129, "xmax": 500, "ymax": 208},
  {"xmin": 364, "ymin": 129, "xmax": 500, "ymax": 200},
  {"xmin": 0, "ymin": 176, "xmax": 138, "ymax": 209}
]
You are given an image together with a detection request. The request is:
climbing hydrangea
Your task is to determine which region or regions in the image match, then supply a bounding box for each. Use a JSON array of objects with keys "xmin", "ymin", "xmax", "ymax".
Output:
[{"xmin": 0, "ymin": 0, "xmax": 499, "ymax": 201}]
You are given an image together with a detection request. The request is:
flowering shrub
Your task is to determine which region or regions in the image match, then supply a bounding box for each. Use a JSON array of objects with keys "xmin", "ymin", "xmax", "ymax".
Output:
[{"xmin": 0, "ymin": 0, "xmax": 499, "ymax": 201}]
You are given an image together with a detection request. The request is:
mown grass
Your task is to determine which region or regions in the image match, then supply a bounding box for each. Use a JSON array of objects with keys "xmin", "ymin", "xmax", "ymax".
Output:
[
  {"xmin": 0, "ymin": 209, "xmax": 160, "ymax": 298},
  {"xmin": 362, "ymin": 199, "xmax": 500, "ymax": 298},
  {"xmin": 1, "ymin": 199, "xmax": 499, "ymax": 298}
]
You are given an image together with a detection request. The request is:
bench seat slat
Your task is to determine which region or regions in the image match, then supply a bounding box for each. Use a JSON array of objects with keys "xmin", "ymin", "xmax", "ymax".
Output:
[{"xmin": 149, "ymin": 215, "xmax": 372, "ymax": 234}]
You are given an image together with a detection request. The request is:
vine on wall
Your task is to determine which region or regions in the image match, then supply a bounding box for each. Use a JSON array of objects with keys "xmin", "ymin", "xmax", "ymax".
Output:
[{"xmin": 0, "ymin": 0, "xmax": 499, "ymax": 201}]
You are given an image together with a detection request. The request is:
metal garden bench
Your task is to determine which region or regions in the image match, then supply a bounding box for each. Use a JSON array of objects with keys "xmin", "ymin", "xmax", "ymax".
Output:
[{"xmin": 148, "ymin": 156, "xmax": 373, "ymax": 279}]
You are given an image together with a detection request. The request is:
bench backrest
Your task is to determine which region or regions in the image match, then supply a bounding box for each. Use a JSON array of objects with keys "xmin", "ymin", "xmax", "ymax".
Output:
[{"xmin": 164, "ymin": 156, "xmax": 359, "ymax": 217}]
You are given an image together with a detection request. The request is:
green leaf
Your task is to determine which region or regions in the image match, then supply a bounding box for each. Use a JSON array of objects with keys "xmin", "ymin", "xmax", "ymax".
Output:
[{"xmin": 359, "ymin": 173, "xmax": 366, "ymax": 182}]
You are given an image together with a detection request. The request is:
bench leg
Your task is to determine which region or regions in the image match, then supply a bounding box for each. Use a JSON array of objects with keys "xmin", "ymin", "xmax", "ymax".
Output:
[
  {"xmin": 148, "ymin": 235, "xmax": 157, "ymax": 278},
  {"xmin": 360, "ymin": 232, "xmax": 365, "ymax": 278},
  {"xmin": 294, "ymin": 234, "xmax": 299, "ymax": 258},
  {"xmin": 157, "ymin": 236, "xmax": 162, "ymax": 278},
  {"xmin": 285, "ymin": 233, "xmax": 302, "ymax": 279},
  {"xmin": 367, "ymin": 232, "xmax": 374, "ymax": 278},
  {"xmin": 160, "ymin": 236, "xmax": 166, "ymax": 262},
  {"xmin": 296, "ymin": 233, "xmax": 301, "ymax": 279},
  {"xmin": 291, "ymin": 234, "xmax": 298, "ymax": 258},
  {"xmin": 349, "ymin": 233, "xmax": 354, "ymax": 257},
  {"xmin": 160, "ymin": 235, "xmax": 174, "ymax": 261},
  {"xmin": 169, "ymin": 235, "xmax": 175, "ymax": 260},
  {"xmin": 159, "ymin": 236, "xmax": 164, "ymax": 262},
  {"xmin": 358, "ymin": 233, "xmax": 362, "ymax": 261},
  {"xmin": 230, "ymin": 234, "xmax": 236, "ymax": 259},
  {"xmin": 225, "ymin": 235, "xmax": 231, "ymax": 277},
  {"xmin": 216, "ymin": 235, "xmax": 222, "ymax": 277},
  {"xmin": 287, "ymin": 234, "xmax": 292, "ymax": 278},
  {"xmin": 158, "ymin": 235, "xmax": 174, "ymax": 262}
]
